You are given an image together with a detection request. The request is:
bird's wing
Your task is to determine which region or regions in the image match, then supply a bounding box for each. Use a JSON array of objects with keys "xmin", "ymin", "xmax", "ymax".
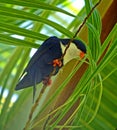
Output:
[
  {"xmin": 25, "ymin": 44, "xmax": 53, "ymax": 72},
  {"xmin": 18, "ymin": 36, "xmax": 61, "ymax": 81},
  {"xmin": 15, "ymin": 37, "xmax": 61, "ymax": 89}
]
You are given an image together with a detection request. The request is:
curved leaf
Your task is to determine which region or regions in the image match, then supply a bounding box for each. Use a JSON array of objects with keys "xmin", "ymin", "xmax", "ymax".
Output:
[{"xmin": 0, "ymin": 0, "xmax": 75, "ymax": 17}]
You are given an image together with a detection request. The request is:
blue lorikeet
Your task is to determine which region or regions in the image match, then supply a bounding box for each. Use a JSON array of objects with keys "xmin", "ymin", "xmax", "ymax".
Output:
[{"xmin": 15, "ymin": 36, "xmax": 86, "ymax": 98}]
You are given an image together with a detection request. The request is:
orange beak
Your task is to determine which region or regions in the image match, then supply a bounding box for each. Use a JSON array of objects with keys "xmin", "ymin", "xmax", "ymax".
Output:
[{"xmin": 80, "ymin": 51, "xmax": 85, "ymax": 59}]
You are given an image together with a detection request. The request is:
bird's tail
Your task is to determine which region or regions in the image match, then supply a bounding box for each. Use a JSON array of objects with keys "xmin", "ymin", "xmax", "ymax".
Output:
[
  {"xmin": 15, "ymin": 73, "xmax": 38, "ymax": 102},
  {"xmin": 15, "ymin": 74, "xmax": 33, "ymax": 90}
]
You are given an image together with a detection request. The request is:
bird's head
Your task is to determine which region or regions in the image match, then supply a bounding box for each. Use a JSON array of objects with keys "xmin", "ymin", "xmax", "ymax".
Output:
[
  {"xmin": 60, "ymin": 38, "xmax": 86, "ymax": 60},
  {"xmin": 73, "ymin": 39, "xmax": 86, "ymax": 54}
]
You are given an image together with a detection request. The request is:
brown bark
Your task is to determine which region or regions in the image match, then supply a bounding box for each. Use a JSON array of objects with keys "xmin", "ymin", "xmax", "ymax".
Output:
[{"xmin": 100, "ymin": 0, "xmax": 117, "ymax": 43}]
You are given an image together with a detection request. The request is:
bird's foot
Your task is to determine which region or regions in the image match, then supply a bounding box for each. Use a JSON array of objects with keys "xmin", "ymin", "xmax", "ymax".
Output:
[
  {"xmin": 43, "ymin": 77, "xmax": 52, "ymax": 86},
  {"xmin": 52, "ymin": 59, "xmax": 62, "ymax": 67}
]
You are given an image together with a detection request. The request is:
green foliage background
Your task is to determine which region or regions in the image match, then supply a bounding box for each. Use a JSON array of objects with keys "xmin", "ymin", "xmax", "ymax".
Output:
[{"xmin": 0, "ymin": 0, "xmax": 117, "ymax": 130}]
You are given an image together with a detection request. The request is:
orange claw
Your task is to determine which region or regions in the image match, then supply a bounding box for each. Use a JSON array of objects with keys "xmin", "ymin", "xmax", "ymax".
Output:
[
  {"xmin": 53, "ymin": 59, "xmax": 62, "ymax": 67},
  {"xmin": 80, "ymin": 51, "xmax": 85, "ymax": 59}
]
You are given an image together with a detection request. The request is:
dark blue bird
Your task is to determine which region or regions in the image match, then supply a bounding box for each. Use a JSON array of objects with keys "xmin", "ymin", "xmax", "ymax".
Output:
[{"xmin": 15, "ymin": 36, "xmax": 86, "ymax": 98}]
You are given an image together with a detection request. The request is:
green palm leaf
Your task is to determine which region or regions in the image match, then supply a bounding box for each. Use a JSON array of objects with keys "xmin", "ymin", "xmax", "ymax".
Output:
[{"xmin": 0, "ymin": 0, "xmax": 117, "ymax": 130}]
